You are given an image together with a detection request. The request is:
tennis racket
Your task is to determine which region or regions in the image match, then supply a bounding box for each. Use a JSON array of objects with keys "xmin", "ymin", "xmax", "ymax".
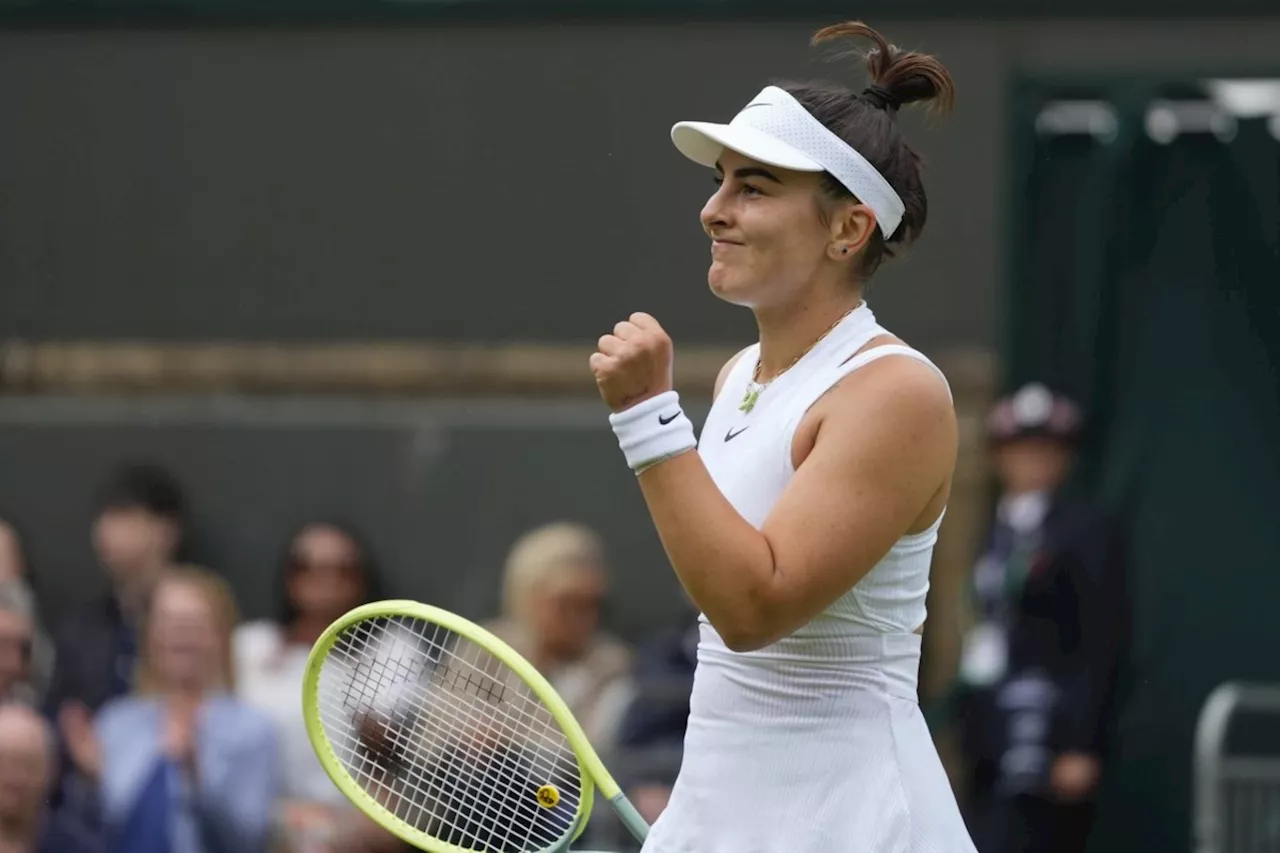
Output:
[{"xmin": 302, "ymin": 599, "xmax": 651, "ymax": 853}]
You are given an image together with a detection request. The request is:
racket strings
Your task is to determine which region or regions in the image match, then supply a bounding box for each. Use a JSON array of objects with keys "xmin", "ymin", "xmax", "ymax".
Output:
[
  {"xmin": 320, "ymin": 620, "xmax": 576, "ymax": 852},
  {"xmin": 321, "ymin": 621, "xmax": 574, "ymax": 851},
  {"xmin": 320, "ymin": 628, "xmax": 516, "ymax": 834},
  {"xmin": 317, "ymin": 616, "xmax": 584, "ymax": 852}
]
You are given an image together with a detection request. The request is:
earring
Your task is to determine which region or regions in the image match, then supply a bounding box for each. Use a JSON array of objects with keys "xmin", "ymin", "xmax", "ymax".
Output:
[{"xmin": 841, "ymin": 246, "xmax": 849, "ymax": 255}]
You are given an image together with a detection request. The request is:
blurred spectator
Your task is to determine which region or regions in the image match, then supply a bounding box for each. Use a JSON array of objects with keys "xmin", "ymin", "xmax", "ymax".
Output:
[
  {"xmin": 0, "ymin": 519, "xmax": 55, "ymax": 700},
  {"xmin": 85, "ymin": 566, "xmax": 279, "ymax": 853},
  {"xmin": 46, "ymin": 463, "xmax": 187, "ymax": 717},
  {"xmin": 0, "ymin": 581, "xmax": 42, "ymax": 706},
  {"xmin": 45, "ymin": 463, "xmax": 188, "ymax": 840},
  {"xmin": 953, "ymin": 383, "xmax": 1126, "ymax": 853},
  {"xmin": 484, "ymin": 522, "xmax": 634, "ymax": 751},
  {"xmin": 0, "ymin": 701, "xmax": 101, "ymax": 852},
  {"xmin": 234, "ymin": 520, "xmax": 395, "ymax": 852},
  {"xmin": 614, "ymin": 610, "xmax": 699, "ymax": 824},
  {"xmin": 0, "ymin": 521, "xmax": 23, "ymax": 581}
]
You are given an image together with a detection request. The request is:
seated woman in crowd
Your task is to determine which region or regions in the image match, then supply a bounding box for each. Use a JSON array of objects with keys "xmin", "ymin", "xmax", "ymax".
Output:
[
  {"xmin": 234, "ymin": 520, "xmax": 397, "ymax": 852},
  {"xmin": 484, "ymin": 521, "xmax": 634, "ymax": 751},
  {"xmin": 0, "ymin": 580, "xmax": 43, "ymax": 706},
  {"xmin": 0, "ymin": 517, "xmax": 54, "ymax": 700},
  {"xmin": 79, "ymin": 566, "xmax": 279, "ymax": 853}
]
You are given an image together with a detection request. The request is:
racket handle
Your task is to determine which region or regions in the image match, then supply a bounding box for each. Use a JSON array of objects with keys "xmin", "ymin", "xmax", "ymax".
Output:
[{"xmin": 609, "ymin": 792, "xmax": 650, "ymax": 843}]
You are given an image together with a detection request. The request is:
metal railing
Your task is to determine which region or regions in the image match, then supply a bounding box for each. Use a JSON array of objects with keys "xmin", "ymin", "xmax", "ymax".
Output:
[{"xmin": 1194, "ymin": 681, "xmax": 1280, "ymax": 853}]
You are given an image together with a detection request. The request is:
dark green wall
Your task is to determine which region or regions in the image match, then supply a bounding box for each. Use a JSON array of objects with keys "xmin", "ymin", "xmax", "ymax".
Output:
[
  {"xmin": 6, "ymin": 21, "xmax": 1280, "ymax": 353},
  {"xmin": 1007, "ymin": 75, "xmax": 1280, "ymax": 853},
  {"xmin": 0, "ymin": 0, "xmax": 1276, "ymax": 25}
]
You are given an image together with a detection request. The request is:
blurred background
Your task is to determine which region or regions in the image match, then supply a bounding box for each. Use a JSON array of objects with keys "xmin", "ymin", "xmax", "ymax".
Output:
[{"xmin": 0, "ymin": 2, "xmax": 1278, "ymax": 852}]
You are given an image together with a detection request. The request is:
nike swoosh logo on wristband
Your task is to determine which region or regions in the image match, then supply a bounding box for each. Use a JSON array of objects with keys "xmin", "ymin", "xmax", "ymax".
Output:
[{"xmin": 658, "ymin": 411, "xmax": 681, "ymax": 425}]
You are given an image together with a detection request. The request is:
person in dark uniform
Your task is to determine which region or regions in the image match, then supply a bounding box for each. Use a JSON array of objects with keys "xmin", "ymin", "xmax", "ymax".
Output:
[{"xmin": 955, "ymin": 383, "xmax": 1126, "ymax": 853}]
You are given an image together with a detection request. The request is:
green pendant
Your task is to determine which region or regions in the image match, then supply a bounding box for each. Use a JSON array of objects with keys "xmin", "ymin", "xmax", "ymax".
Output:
[{"xmin": 739, "ymin": 385, "xmax": 761, "ymax": 413}]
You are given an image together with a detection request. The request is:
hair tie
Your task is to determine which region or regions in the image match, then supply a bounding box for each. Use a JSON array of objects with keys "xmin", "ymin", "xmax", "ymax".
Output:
[{"xmin": 861, "ymin": 84, "xmax": 900, "ymax": 112}]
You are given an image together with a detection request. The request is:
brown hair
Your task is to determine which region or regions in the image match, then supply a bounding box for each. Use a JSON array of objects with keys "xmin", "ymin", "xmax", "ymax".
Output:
[
  {"xmin": 135, "ymin": 565, "xmax": 240, "ymax": 694},
  {"xmin": 781, "ymin": 21, "xmax": 955, "ymax": 278}
]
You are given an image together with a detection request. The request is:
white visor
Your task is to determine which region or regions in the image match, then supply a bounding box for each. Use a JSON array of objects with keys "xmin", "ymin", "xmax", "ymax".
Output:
[{"xmin": 671, "ymin": 86, "xmax": 906, "ymax": 238}]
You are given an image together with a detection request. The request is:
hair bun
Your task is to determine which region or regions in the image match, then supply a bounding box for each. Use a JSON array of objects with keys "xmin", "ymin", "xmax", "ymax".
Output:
[
  {"xmin": 812, "ymin": 20, "xmax": 956, "ymax": 116},
  {"xmin": 861, "ymin": 84, "xmax": 900, "ymax": 112}
]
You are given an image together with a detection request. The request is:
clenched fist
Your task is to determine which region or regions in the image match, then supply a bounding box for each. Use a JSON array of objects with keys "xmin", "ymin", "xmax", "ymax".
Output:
[{"xmin": 590, "ymin": 313, "xmax": 675, "ymax": 412}]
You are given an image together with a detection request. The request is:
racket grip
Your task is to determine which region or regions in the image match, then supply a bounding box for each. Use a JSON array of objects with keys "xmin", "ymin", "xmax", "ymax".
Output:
[{"xmin": 609, "ymin": 792, "xmax": 650, "ymax": 843}]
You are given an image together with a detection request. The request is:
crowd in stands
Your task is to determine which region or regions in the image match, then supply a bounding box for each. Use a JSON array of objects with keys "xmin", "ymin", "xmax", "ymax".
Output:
[{"xmin": 0, "ymin": 462, "xmax": 689, "ymax": 853}]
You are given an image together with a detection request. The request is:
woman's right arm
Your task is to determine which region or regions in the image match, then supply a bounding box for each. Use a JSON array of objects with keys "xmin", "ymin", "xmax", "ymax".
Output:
[{"xmin": 634, "ymin": 352, "xmax": 956, "ymax": 652}]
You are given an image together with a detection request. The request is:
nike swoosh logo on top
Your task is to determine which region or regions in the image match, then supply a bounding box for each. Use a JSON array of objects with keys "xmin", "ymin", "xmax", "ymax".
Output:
[
  {"xmin": 725, "ymin": 426, "xmax": 749, "ymax": 441},
  {"xmin": 658, "ymin": 411, "xmax": 681, "ymax": 425}
]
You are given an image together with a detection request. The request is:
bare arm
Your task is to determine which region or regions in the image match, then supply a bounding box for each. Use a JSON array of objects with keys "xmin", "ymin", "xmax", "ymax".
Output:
[
  {"xmin": 590, "ymin": 313, "xmax": 956, "ymax": 652},
  {"xmin": 638, "ymin": 358, "xmax": 956, "ymax": 651}
]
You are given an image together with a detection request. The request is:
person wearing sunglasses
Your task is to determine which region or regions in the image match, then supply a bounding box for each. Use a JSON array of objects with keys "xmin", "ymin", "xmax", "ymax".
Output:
[{"xmin": 233, "ymin": 520, "xmax": 394, "ymax": 853}]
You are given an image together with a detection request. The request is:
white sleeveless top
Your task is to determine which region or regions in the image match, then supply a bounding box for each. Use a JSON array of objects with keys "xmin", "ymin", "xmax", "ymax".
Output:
[{"xmin": 640, "ymin": 302, "xmax": 977, "ymax": 853}]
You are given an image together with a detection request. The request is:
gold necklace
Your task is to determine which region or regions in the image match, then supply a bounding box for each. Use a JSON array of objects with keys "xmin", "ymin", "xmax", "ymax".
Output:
[{"xmin": 738, "ymin": 302, "xmax": 862, "ymax": 414}]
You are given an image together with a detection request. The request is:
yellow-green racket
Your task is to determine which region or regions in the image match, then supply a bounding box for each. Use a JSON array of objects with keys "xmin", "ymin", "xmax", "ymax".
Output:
[{"xmin": 302, "ymin": 600, "xmax": 650, "ymax": 853}]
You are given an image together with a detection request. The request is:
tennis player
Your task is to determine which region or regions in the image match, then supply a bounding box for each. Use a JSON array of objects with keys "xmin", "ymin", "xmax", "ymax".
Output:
[{"xmin": 590, "ymin": 21, "xmax": 978, "ymax": 853}]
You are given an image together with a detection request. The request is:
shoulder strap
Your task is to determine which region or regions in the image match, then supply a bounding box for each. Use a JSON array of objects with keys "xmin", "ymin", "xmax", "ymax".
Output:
[
  {"xmin": 834, "ymin": 344, "xmax": 953, "ymax": 402},
  {"xmin": 713, "ymin": 344, "xmax": 760, "ymax": 404},
  {"xmin": 781, "ymin": 343, "xmax": 954, "ymax": 457}
]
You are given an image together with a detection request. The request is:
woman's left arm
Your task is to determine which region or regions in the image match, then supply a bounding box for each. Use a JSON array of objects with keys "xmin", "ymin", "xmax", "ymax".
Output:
[{"xmin": 192, "ymin": 710, "xmax": 281, "ymax": 853}]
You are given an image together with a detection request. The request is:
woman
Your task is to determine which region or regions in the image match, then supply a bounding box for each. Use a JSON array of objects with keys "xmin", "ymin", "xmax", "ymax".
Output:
[
  {"xmin": 0, "ymin": 517, "xmax": 55, "ymax": 701},
  {"xmin": 234, "ymin": 520, "xmax": 395, "ymax": 852},
  {"xmin": 0, "ymin": 580, "xmax": 41, "ymax": 706},
  {"xmin": 589, "ymin": 21, "xmax": 977, "ymax": 853},
  {"xmin": 484, "ymin": 521, "xmax": 633, "ymax": 750},
  {"xmin": 87, "ymin": 566, "xmax": 279, "ymax": 853}
]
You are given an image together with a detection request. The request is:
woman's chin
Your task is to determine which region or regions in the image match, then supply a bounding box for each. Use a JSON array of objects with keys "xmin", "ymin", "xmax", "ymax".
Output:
[{"xmin": 707, "ymin": 267, "xmax": 756, "ymax": 307}]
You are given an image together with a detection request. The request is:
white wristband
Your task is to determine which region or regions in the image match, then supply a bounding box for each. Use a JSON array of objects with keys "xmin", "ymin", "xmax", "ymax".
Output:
[{"xmin": 609, "ymin": 390, "xmax": 697, "ymax": 473}]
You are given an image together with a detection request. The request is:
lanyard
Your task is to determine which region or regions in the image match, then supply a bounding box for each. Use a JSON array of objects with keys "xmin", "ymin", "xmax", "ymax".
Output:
[{"xmin": 972, "ymin": 521, "xmax": 1044, "ymax": 626}]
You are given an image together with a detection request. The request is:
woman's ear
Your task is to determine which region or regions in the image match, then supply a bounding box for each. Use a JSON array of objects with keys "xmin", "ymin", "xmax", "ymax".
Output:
[{"xmin": 827, "ymin": 203, "xmax": 876, "ymax": 261}]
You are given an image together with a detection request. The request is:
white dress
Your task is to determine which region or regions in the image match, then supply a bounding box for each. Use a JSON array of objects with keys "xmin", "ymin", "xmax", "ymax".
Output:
[{"xmin": 640, "ymin": 303, "xmax": 978, "ymax": 853}]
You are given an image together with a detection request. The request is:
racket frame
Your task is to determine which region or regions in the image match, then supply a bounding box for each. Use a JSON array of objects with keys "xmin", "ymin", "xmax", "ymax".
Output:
[{"xmin": 302, "ymin": 599, "xmax": 649, "ymax": 852}]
